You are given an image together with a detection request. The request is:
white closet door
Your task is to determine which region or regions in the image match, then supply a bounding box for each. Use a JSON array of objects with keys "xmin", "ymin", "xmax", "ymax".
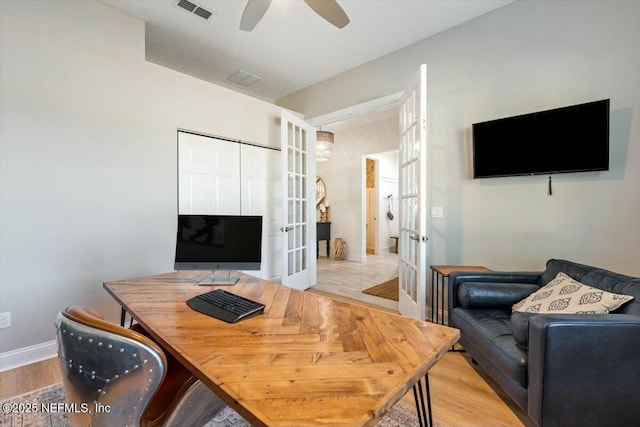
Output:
[
  {"xmin": 178, "ymin": 132, "xmax": 240, "ymax": 215},
  {"xmin": 241, "ymin": 144, "xmax": 282, "ymax": 281}
]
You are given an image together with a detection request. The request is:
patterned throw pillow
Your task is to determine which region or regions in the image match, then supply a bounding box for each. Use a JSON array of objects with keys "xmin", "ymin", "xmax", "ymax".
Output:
[{"xmin": 512, "ymin": 272, "xmax": 634, "ymax": 314}]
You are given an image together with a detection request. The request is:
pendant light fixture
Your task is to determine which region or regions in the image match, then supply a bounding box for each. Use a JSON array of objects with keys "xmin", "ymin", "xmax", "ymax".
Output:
[{"xmin": 316, "ymin": 130, "xmax": 334, "ymax": 162}]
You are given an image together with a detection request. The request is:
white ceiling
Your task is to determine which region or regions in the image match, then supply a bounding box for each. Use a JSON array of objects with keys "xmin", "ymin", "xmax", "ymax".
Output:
[{"xmin": 100, "ymin": 0, "xmax": 514, "ymax": 103}]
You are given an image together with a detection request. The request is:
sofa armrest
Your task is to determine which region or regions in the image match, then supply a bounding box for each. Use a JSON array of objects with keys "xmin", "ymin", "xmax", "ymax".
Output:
[
  {"xmin": 448, "ymin": 271, "xmax": 542, "ymax": 311},
  {"xmin": 527, "ymin": 314, "xmax": 640, "ymax": 427}
]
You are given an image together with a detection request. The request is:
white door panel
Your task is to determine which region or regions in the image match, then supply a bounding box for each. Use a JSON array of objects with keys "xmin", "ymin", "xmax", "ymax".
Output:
[
  {"xmin": 398, "ymin": 65, "xmax": 429, "ymax": 320},
  {"xmin": 280, "ymin": 112, "xmax": 316, "ymax": 290},
  {"xmin": 241, "ymin": 144, "xmax": 281, "ymax": 281},
  {"xmin": 178, "ymin": 132, "xmax": 240, "ymax": 215}
]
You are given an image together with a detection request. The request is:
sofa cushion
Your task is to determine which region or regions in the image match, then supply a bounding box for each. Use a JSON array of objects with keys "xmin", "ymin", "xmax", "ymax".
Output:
[
  {"xmin": 510, "ymin": 312, "xmax": 537, "ymax": 349},
  {"xmin": 540, "ymin": 259, "xmax": 640, "ymax": 315},
  {"xmin": 513, "ymin": 272, "xmax": 634, "ymax": 314},
  {"xmin": 458, "ymin": 282, "xmax": 539, "ymax": 309},
  {"xmin": 452, "ymin": 308, "xmax": 528, "ymax": 387}
]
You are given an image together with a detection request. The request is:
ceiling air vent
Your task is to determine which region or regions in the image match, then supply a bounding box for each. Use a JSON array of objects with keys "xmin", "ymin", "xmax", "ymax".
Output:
[
  {"xmin": 176, "ymin": 0, "xmax": 213, "ymax": 20},
  {"xmin": 227, "ymin": 70, "xmax": 262, "ymax": 87},
  {"xmin": 193, "ymin": 7, "xmax": 212, "ymax": 20}
]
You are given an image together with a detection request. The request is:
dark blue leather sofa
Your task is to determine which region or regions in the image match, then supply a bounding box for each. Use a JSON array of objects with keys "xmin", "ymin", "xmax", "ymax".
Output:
[{"xmin": 448, "ymin": 259, "xmax": 640, "ymax": 427}]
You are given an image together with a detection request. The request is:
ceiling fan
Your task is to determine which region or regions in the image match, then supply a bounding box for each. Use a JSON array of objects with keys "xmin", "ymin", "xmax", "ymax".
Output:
[{"xmin": 240, "ymin": 0, "xmax": 350, "ymax": 31}]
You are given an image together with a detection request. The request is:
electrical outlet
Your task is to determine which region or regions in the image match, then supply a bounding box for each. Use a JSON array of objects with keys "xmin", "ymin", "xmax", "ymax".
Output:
[{"xmin": 0, "ymin": 312, "xmax": 11, "ymax": 329}]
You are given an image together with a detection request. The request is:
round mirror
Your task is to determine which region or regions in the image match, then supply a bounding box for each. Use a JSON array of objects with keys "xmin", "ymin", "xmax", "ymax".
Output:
[{"xmin": 316, "ymin": 177, "xmax": 326, "ymax": 207}]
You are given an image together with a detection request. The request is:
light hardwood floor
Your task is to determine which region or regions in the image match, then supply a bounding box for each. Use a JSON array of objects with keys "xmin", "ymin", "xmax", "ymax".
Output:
[
  {"xmin": 314, "ymin": 251, "xmax": 399, "ymax": 311},
  {"xmin": 0, "ymin": 357, "xmax": 61, "ymax": 400},
  {"xmin": 1, "ymin": 254, "xmax": 528, "ymax": 426}
]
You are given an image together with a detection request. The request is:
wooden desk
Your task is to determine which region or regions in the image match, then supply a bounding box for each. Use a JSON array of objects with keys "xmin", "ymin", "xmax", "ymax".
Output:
[
  {"xmin": 429, "ymin": 265, "xmax": 492, "ymax": 325},
  {"xmin": 105, "ymin": 271, "xmax": 459, "ymax": 427}
]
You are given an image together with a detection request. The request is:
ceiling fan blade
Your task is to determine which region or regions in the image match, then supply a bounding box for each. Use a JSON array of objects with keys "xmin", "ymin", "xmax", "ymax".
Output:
[
  {"xmin": 240, "ymin": 0, "xmax": 272, "ymax": 31},
  {"xmin": 304, "ymin": 0, "xmax": 350, "ymax": 29}
]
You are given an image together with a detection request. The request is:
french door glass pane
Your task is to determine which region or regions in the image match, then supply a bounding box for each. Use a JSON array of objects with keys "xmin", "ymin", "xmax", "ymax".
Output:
[
  {"xmin": 288, "ymin": 252, "xmax": 294, "ymax": 275},
  {"xmin": 288, "ymin": 175, "xmax": 294, "ymax": 198},
  {"xmin": 301, "ymin": 224, "xmax": 307, "ymax": 246},
  {"xmin": 302, "ymin": 248, "xmax": 307, "ymax": 270},
  {"xmin": 288, "ymin": 200, "xmax": 294, "ymax": 223}
]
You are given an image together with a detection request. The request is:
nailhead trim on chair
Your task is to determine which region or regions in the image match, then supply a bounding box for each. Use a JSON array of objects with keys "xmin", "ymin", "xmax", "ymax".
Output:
[
  {"xmin": 56, "ymin": 307, "xmax": 225, "ymax": 427},
  {"xmin": 55, "ymin": 322, "xmax": 158, "ymax": 419}
]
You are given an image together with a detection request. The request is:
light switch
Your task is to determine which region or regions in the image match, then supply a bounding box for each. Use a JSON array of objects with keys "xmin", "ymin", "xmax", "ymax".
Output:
[{"xmin": 431, "ymin": 206, "xmax": 443, "ymax": 218}]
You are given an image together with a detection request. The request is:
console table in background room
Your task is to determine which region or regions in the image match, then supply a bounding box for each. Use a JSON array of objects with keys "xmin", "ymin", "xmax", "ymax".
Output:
[
  {"xmin": 316, "ymin": 222, "xmax": 331, "ymax": 258},
  {"xmin": 430, "ymin": 265, "xmax": 492, "ymax": 325}
]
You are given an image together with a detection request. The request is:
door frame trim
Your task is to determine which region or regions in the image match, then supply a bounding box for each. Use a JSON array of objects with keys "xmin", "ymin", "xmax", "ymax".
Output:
[
  {"xmin": 306, "ymin": 93, "xmax": 403, "ymax": 128},
  {"xmin": 178, "ymin": 128, "xmax": 281, "ymax": 152}
]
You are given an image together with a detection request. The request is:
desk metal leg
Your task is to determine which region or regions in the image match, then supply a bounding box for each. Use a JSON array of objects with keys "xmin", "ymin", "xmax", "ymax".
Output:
[
  {"xmin": 120, "ymin": 307, "xmax": 134, "ymax": 327},
  {"xmin": 412, "ymin": 374, "xmax": 433, "ymax": 427}
]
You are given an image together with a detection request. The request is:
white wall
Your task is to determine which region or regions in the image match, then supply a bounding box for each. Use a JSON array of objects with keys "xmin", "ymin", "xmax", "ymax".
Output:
[
  {"xmin": 316, "ymin": 118, "xmax": 399, "ymax": 260},
  {"xmin": 0, "ymin": 0, "xmax": 283, "ymax": 358},
  {"xmin": 281, "ymin": 0, "xmax": 640, "ymax": 275}
]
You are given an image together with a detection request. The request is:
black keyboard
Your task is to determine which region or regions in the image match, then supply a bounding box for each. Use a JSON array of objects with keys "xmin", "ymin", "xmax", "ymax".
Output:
[{"xmin": 186, "ymin": 289, "xmax": 265, "ymax": 323}]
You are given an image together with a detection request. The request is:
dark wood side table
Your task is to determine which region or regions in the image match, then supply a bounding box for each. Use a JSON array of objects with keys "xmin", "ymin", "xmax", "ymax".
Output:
[
  {"xmin": 317, "ymin": 222, "xmax": 331, "ymax": 258},
  {"xmin": 430, "ymin": 265, "xmax": 491, "ymax": 325}
]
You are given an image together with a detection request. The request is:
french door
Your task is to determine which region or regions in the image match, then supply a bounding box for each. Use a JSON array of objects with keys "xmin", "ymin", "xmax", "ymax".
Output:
[
  {"xmin": 398, "ymin": 65, "xmax": 429, "ymax": 320},
  {"xmin": 280, "ymin": 111, "xmax": 316, "ymax": 290}
]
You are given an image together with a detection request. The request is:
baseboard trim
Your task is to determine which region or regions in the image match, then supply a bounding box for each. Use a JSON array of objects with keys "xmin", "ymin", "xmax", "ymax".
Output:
[{"xmin": 0, "ymin": 340, "xmax": 57, "ymax": 372}]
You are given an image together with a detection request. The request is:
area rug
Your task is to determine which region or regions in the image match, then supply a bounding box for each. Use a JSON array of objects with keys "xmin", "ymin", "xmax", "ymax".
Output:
[
  {"xmin": 362, "ymin": 277, "xmax": 399, "ymax": 301},
  {"xmin": 0, "ymin": 383, "xmax": 443, "ymax": 427}
]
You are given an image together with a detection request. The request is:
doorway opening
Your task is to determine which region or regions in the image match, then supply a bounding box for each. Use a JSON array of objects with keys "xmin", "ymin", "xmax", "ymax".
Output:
[
  {"xmin": 365, "ymin": 158, "xmax": 378, "ymax": 255},
  {"xmin": 362, "ymin": 150, "xmax": 399, "ymax": 261},
  {"xmin": 308, "ymin": 94, "xmax": 402, "ymax": 308}
]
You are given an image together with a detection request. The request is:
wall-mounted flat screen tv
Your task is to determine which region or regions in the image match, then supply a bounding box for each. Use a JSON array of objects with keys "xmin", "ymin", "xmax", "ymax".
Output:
[{"xmin": 472, "ymin": 99, "xmax": 610, "ymax": 178}]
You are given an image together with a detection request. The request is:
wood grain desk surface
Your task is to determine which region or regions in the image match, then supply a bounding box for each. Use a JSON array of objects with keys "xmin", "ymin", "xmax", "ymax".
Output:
[{"xmin": 104, "ymin": 271, "xmax": 459, "ymax": 427}]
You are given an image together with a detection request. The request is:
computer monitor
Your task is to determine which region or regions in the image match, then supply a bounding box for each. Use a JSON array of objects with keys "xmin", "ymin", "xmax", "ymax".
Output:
[{"xmin": 174, "ymin": 214, "xmax": 262, "ymax": 285}]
